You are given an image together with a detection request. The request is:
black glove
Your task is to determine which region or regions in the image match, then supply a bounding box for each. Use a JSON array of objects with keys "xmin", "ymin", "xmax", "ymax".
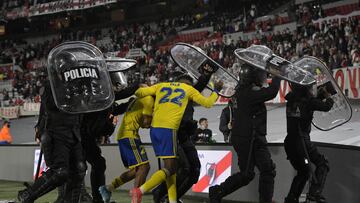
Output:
[{"xmin": 214, "ymin": 81, "xmax": 224, "ymax": 93}]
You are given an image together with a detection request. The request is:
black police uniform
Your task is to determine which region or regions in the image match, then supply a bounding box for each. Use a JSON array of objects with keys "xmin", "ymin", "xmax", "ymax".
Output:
[
  {"xmin": 153, "ymin": 74, "xmax": 210, "ymax": 202},
  {"xmin": 193, "ymin": 128, "xmax": 213, "ymax": 143},
  {"xmin": 219, "ymin": 103, "xmax": 233, "ymax": 143},
  {"xmin": 56, "ymin": 85, "xmax": 138, "ymax": 203},
  {"xmin": 80, "ymin": 85, "xmax": 137, "ymax": 202},
  {"xmin": 284, "ymin": 91, "xmax": 334, "ymax": 203},
  {"xmin": 210, "ymin": 77, "xmax": 281, "ymax": 203},
  {"xmin": 18, "ymin": 81, "xmax": 86, "ymax": 203}
]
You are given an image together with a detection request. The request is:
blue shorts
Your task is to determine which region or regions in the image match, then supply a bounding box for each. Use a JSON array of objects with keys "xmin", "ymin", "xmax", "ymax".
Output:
[
  {"xmin": 118, "ymin": 138, "xmax": 148, "ymax": 169},
  {"xmin": 150, "ymin": 127, "xmax": 177, "ymax": 158}
]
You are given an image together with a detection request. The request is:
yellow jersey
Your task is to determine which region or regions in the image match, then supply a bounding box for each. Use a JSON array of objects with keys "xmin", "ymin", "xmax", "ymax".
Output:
[
  {"xmin": 135, "ymin": 82, "xmax": 218, "ymax": 130},
  {"xmin": 116, "ymin": 96, "xmax": 154, "ymax": 140}
]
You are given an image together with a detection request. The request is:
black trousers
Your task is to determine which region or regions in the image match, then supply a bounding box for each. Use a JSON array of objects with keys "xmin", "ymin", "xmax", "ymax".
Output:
[
  {"xmin": 82, "ymin": 132, "xmax": 106, "ymax": 202},
  {"xmin": 43, "ymin": 127, "xmax": 83, "ymax": 170},
  {"xmin": 217, "ymin": 135, "xmax": 276, "ymax": 203},
  {"xmin": 177, "ymin": 139, "xmax": 201, "ymax": 198},
  {"xmin": 23, "ymin": 126, "xmax": 85, "ymax": 202},
  {"xmin": 154, "ymin": 139, "xmax": 201, "ymax": 201},
  {"xmin": 284, "ymin": 135, "xmax": 329, "ymax": 200}
]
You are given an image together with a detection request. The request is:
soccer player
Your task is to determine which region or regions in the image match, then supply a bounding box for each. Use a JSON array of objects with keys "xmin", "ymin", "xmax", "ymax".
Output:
[
  {"xmin": 99, "ymin": 95, "xmax": 154, "ymax": 203},
  {"xmin": 131, "ymin": 75, "xmax": 222, "ymax": 203}
]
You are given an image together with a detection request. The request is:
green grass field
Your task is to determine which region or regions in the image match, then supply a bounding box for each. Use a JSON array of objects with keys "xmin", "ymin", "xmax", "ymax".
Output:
[{"xmin": 0, "ymin": 180, "xmax": 208, "ymax": 203}]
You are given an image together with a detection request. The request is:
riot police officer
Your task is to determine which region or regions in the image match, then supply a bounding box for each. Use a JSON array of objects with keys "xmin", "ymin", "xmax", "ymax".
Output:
[
  {"xmin": 284, "ymin": 83, "xmax": 334, "ymax": 203},
  {"xmin": 18, "ymin": 42, "xmax": 115, "ymax": 203},
  {"xmin": 209, "ymin": 63, "xmax": 281, "ymax": 203},
  {"xmin": 56, "ymin": 62, "xmax": 139, "ymax": 203},
  {"xmin": 19, "ymin": 79, "xmax": 86, "ymax": 203}
]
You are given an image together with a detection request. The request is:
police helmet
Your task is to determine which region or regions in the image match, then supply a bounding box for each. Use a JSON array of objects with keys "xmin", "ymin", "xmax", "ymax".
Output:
[
  {"xmin": 109, "ymin": 71, "xmax": 127, "ymax": 92},
  {"xmin": 238, "ymin": 63, "xmax": 258, "ymax": 86},
  {"xmin": 289, "ymin": 82, "xmax": 316, "ymax": 97},
  {"xmin": 238, "ymin": 63, "xmax": 267, "ymax": 87}
]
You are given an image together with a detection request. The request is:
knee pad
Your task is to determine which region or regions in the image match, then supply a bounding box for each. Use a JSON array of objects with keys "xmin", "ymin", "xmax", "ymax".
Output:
[
  {"xmin": 75, "ymin": 161, "xmax": 87, "ymax": 180},
  {"xmin": 40, "ymin": 133, "xmax": 53, "ymax": 165},
  {"xmin": 50, "ymin": 167, "xmax": 69, "ymax": 183}
]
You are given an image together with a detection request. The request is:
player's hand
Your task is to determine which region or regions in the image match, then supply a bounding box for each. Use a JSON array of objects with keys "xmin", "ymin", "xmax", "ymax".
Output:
[
  {"xmin": 202, "ymin": 64, "xmax": 213, "ymax": 76},
  {"xmin": 139, "ymin": 83, "xmax": 148, "ymax": 88},
  {"xmin": 317, "ymin": 87, "xmax": 331, "ymax": 99},
  {"xmin": 214, "ymin": 81, "xmax": 224, "ymax": 93},
  {"xmin": 321, "ymin": 87, "xmax": 331, "ymax": 99}
]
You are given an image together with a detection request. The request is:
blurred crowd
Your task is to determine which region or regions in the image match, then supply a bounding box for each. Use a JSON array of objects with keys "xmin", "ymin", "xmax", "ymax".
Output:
[
  {"xmin": 1, "ymin": 0, "xmax": 71, "ymax": 9},
  {"xmin": 0, "ymin": 1, "xmax": 359, "ymax": 107}
]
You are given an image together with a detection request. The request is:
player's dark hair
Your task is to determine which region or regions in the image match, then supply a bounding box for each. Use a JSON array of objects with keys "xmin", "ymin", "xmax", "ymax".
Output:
[
  {"xmin": 176, "ymin": 74, "xmax": 194, "ymax": 85},
  {"xmin": 199, "ymin": 118, "xmax": 207, "ymax": 123}
]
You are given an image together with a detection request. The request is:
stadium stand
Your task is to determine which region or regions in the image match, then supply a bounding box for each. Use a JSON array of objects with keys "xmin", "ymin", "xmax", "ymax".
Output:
[{"xmin": 0, "ymin": 0, "xmax": 359, "ymax": 109}]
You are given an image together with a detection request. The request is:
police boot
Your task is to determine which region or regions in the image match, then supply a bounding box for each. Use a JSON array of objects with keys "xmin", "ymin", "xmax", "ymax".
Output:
[
  {"xmin": 308, "ymin": 170, "xmax": 328, "ymax": 202},
  {"xmin": 54, "ymin": 185, "xmax": 66, "ymax": 203},
  {"xmin": 80, "ymin": 192, "xmax": 93, "ymax": 203},
  {"xmin": 18, "ymin": 182, "xmax": 35, "ymax": 203},
  {"xmin": 152, "ymin": 189, "xmax": 162, "ymax": 203},
  {"xmin": 18, "ymin": 170, "xmax": 64, "ymax": 203},
  {"xmin": 92, "ymin": 197, "xmax": 104, "ymax": 203},
  {"xmin": 18, "ymin": 189, "xmax": 34, "ymax": 203},
  {"xmin": 66, "ymin": 186, "xmax": 82, "ymax": 203},
  {"xmin": 209, "ymin": 185, "xmax": 225, "ymax": 203},
  {"xmin": 91, "ymin": 187, "xmax": 104, "ymax": 203},
  {"xmin": 78, "ymin": 184, "xmax": 93, "ymax": 203},
  {"xmin": 152, "ymin": 183, "xmax": 167, "ymax": 203}
]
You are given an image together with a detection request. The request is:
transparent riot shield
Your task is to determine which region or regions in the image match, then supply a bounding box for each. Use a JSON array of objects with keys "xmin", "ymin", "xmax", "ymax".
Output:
[
  {"xmin": 107, "ymin": 58, "xmax": 137, "ymax": 91},
  {"xmin": 294, "ymin": 56, "xmax": 352, "ymax": 131},
  {"xmin": 234, "ymin": 45, "xmax": 316, "ymax": 85},
  {"xmin": 47, "ymin": 41, "xmax": 114, "ymax": 113},
  {"xmin": 170, "ymin": 43, "xmax": 238, "ymax": 98},
  {"xmin": 106, "ymin": 58, "xmax": 137, "ymax": 72}
]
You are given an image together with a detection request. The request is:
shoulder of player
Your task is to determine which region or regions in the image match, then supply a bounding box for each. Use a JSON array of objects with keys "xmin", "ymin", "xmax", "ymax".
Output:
[
  {"xmin": 159, "ymin": 82, "xmax": 191, "ymax": 88},
  {"xmin": 178, "ymin": 82, "xmax": 196, "ymax": 90}
]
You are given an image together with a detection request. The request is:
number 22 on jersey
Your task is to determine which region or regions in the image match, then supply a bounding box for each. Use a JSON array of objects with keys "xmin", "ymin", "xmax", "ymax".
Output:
[{"xmin": 159, "ymin": 87, "xmax": 186, "ymax": 106}]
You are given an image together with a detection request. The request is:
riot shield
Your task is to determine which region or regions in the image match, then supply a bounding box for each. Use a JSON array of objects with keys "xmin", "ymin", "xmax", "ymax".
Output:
[
  {"xmin": 106, "ymin": 58, "xmax": 137, "ymax": 72},
  {"xmin": 170, "ymin": 43, "xmax": 238, "ymax": 98},
  {"xmin": 47, "ymin": 41, "xmax": 114, "ymax": 114},
  {"xmin": 108, "ymin": 58, "xmax": 137, "ymax": 91},
  {"xmin": 234, "ymin": 45, "xmax": 316, "ymax": 85},
  {"xmin": 294, "ymin": 56, "xmax": 352, "ymax": 131}
]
